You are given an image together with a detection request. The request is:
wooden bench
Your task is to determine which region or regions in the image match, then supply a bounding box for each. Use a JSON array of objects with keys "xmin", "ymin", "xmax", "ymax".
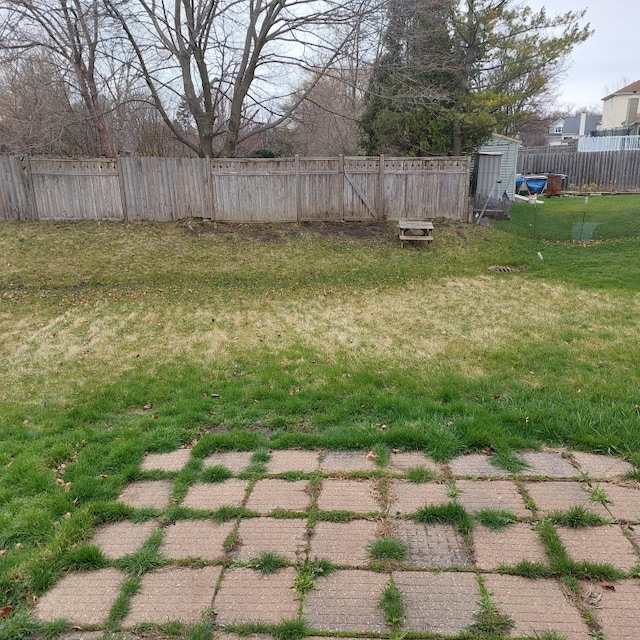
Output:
[{"xmin": 398, "ymin": 220, "xmax": 434, "ymax": 247}]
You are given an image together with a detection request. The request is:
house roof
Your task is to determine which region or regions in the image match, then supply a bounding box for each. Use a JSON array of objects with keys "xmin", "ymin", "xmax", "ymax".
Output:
[
  {"xmin": 561, "ymin": 114, "xmax": 601, "ymax": 134},
  {"xmin": 603, "ymin": 79, "xmax": 640, "ymax": 100}
]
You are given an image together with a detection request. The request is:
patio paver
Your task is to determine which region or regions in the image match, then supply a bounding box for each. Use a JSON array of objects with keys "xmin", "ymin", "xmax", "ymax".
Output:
[
  {"xmin": 320, "ymin": 451, "xmax": 377, "ymax": 473},
  {"xmin": 245, "ymin": 479, "xmax": 310, "ymax": 513},
  {"xmin": 161, "ymin": 520, "xmax": 235, "ymax": 560},
  {"xmin": 90, "ymin": 519, "xmax": 158, "ymax": 560},
  {"xmin": 598, "ymin": 483, "xmax": 640, "ymax": 522},
  {"xmin": 456, "ymin": 480, "xmax": 529, "ymax": 517},
  {"xmin": 33, "ymin": 568, "xmax": 124, "ymax": 626},
  {"xmin": 117, "ymin": 480, "xmax": 172, "ymax": 510},
  {"xmin": 556, "ymin": 525, "xmax": 639, "ymax": 571},
  {"xmin": 448, "ymin": 454, "xmax": 510, "ymax": 478},
  {"xmin": 571, "ymin": 451, "xmax": 635, "ymax": 479},
  {"xmin": 394, "ymin": 521, "xmax": 471, "ymax": 568},
  {"xmin": 473, "ymin": 523, "xmax": 548, "ymax": 571},
  {"xmin": 214, "ymin": 567, "xmax": 298, "ymax": 625},
  {"xmin": 202, "ymin": 451, "xmax": 253, "ymax": 474},
  {"xmin": 181, "ymin": 479, "xmax": 249, "ymax": 510},
  {"xmin": 234, "ymin": 517, "xmax": 307, "ymax": 562},
  {"xmin": 304, "ymin": 570, "xmax": 388, "ymax": 633},
  {"xmin": 141, "ymin": 449, "xmax": 191, "ymax": 472},
  {"xmin": 388, "ymin": 481, "xmax": 450, "ymax": 515},
  {"xmin": 520, "ymin": 450, "xmax": 578, "ymax": 478},
  {"xmin": 316, "ymin": 479, "xmax": 380, "ymax": 513},
  {"xmin": 589, "ymin": 579, "xmax": 640, "ymax": 640},
  {"xmin": 387, "ymin": 451, "xmax": 440, "ymax": 473},
  {"xmin": 309, "ymin": 520, "xmax": 377, "ymax": 566},
  {"xmin": 524, "ymin": 481, "xmax": 611, "ymax": 516},
  {"xmin": 266, "ymin": 450, "xmax": 319, "ymax": 473},
  {"xmin": 483, "ymin": 574, "xmax": 591, "ymax": 640},
  {"xmin": 123, "ymin": 566, "xmax": 221, "ymax": 626},
  {"xmin": 393, "ymin": 570, "xmax": 479, "ymax": 635}
]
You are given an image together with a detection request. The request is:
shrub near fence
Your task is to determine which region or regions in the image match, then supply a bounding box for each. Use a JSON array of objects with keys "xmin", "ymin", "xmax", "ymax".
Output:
[{"xmin": 0, "ymin": 155, "xmax": 470, "ymax": 223}]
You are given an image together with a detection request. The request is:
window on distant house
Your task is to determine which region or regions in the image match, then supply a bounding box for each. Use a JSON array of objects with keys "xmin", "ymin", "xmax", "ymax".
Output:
[{"xmin": 553, "ymin": 124, "xmax": 563, "ymax": 134}]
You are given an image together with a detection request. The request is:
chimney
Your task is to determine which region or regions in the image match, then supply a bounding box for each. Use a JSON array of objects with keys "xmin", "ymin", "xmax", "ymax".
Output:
[{"xmin": 579, "ymin": 111, "xmax": 587, "ymax": 137}]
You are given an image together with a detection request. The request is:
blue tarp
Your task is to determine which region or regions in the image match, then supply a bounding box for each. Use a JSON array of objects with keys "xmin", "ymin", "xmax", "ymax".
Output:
[{"xmin": 515, "ymin": 177, "xmax": 548, "ymax": 194}]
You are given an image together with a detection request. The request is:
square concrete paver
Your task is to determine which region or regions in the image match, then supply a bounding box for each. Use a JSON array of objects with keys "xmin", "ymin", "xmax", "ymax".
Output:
[
  {"xmin": 598, "ymin": 484, "xmax": 640, "ymax": 522},
  {"xmin": 202, "ymin": 451, "xmax": 253, "ymax": 474},
  {"xmin": 520, "ymin": 450, "xmax": 578, "ymax": 478},
  {"xmin": 245, "ymin": 479, "xmax": 310, "ymax": 513},
  {"xmin": 556, "ymin": 525, "xmax": 638, "ymax": 572},
  {"xmin": 483, "ymin": 574, "xmax": 591, "ymax": 640},
  {"xmin": 33, "ymin": 568, "xmax": 124, "ymax": 626},
  {"xmin": 235, "ymin": 517, "xmax": 307, "ymax": 562},
  {"xmin": 181, "ymin": 480, "xmax": 248, "ymax": 510},
  {"xmin": 118, "ymin": 480, "xmax": 172, "ymax": 510},
  {"xmin": 388, "ymin": 481, "xmax": 450, "ymax": 515},
  {"xmin": 304, "ymin": 569, "xmax": 388, "ymax": 633},
  {"xmin": 387, "ymin": 451, "xmax": 440, "ymax": 474},
  {"xmin": 161, "ymin": 520, "xmax": 235, "ymax": 560},
  {"xmin": 124, "ymin": 566, "xmax": 221, "ymax": 626},
  {"xmin": 316, "ymin": 479, "xmax": 380, "ymax": 513},
  {"xmin": 90, "ymin": 519, "xmax": 158, "ymax": 560},
  {"xmin": 395, "ymin": 521, "xmax": 471, "ymax": 568},
  {"xmin": 267, "ymin": 450, "xmax": 319, "ymax": 473},
  {"xmin": 589, "ymin": 579, "xmax": 640, "ymax": 640},
  {"xmin": 456, "ymin": 480, "xmax": 529, "ymax": 517},
  {"xmin": 393, "ymin": 570, "xmax": 479, "ymax": 635},
  {"xmin": 448, "ymin": 454, "xmax": 510, "ymax": 478},
  {"xmin": 571, "ymin": 452, "xmax": 635, "ymax": 480},
  {"xmin": 309, "ymin": 520, "xmax": 377, "ymax": 566},
  {"xmin": 141, "ymin": 449, "xmax": 191, "ymax": 472},
  {"xmin": 320, "ymin": 451, "xmax": 377, "ymax": 473},
  {"xmin": 473, "ymin": 523, "xmax": 548, "ymax": 571},
  {"xmin": 214, "ymin": 567, "xmax": 298, "ymax": 625},
  {"xmin": 524, "ymin": 481, "xmax": 610, "ymax": 517}
]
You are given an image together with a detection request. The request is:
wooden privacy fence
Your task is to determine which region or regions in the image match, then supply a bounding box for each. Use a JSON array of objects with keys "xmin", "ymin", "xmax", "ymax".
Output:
[
  {"xmin": 518, "ymin": 147, "xmax": 640, "ymax": 191},
  {"xmin": 0, "ymin": 155, "xmax": 470, "ymax": 223}
]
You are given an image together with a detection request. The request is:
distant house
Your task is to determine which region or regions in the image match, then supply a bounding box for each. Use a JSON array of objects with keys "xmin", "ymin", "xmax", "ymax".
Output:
[
  {"xmin": 597, "ymin": 79, "xmax": 640, "ymax": 136},
  {"xmin": 547, "ymin": 112, "xmax": 600, "ymax": 146}
]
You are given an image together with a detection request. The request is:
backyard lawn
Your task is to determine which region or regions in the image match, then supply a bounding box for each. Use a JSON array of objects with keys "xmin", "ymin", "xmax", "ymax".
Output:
[{"xmin": 1, "ymin": 196, "xmax": 639, "ymax": 637}]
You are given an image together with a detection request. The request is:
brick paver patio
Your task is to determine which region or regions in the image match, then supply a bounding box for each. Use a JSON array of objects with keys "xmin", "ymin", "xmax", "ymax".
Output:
[{"xmin": 35, "ymin": 448, "xmax": 640, "ymax": 638}]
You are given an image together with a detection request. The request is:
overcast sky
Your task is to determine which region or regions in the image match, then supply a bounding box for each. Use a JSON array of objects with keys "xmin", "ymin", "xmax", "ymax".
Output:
[{"xmin": 524, "ymin": 1, "xmax": 637, "ymax": 112}]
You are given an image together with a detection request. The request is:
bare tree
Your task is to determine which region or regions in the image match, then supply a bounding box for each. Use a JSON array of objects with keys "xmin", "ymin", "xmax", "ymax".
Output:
[
  {"xmin": 104, "ymin": 0, "xmax": 379, "ymax": 157},
  {"xmin": 0, "ymin": 0, "xmax": 118, "ymax": 156}
]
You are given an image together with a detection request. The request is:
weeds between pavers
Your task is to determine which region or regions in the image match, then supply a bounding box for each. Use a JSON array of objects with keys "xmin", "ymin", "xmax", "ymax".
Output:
[
  {"xmin": 468, "ymin": 576, "xmax": 515, "ymax": 638},
  {"xmin": 369, "ymin": 537, "xmax": 408, "ymax": 562},
  {"xmin": 380, "ymin": 578, "xmax": 404, "ymax": 631},
  {"xmin": 475, "ymin": 508, "xmax": 519, "ymax": 530},
  {"xmin": 414, "ymin": 502, "xmax": 474, "ymax": 535}
]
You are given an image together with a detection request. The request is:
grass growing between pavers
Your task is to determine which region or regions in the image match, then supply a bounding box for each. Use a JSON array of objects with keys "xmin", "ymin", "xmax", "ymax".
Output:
[{"xmin": 1, "ymin": 209, "xmax": 640, "ymax": 636}]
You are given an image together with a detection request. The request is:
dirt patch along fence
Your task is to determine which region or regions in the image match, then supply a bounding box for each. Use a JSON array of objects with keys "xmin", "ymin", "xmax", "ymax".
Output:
[
  {"xmin": 518, "ymin": 147, "xmax": 640, "ymax": 191},
  {"xmin": 0, "ymin": 155, "xmax": 470, "ymax": 223}
]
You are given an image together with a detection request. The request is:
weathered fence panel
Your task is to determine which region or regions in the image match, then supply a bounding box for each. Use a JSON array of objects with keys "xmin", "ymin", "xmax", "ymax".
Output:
[
  {"xmin": 0, "ymin": 156, "xmax": 31, "ymax": 220},
  {"xmin": 518, "ymin": 147, "xmax": 640, "ymax": 191},
  {"xmin": 0, "ymin": 155, "xmax": 470, "ymax": 222},
  {"xmin": 211, "ymin": 158, "xmax": 298, "ymax": 222},
  {"xmin": 120, "ymin": 157, "xmax": 211, "ymax": 221},
  {"xmin": 383, "ymin": 158, "xmax": 470, "ymax": 221},
  {"xmin": 29, "ymin": 158, "xmax": 123, "ymax": 220}
]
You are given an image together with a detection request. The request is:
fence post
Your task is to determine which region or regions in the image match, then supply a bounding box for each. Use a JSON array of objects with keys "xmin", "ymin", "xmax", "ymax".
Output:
[
  {"xmin": 295, "ymin": 154, "xmax": 301, "ymax": 221},
  {"xmin": 338, "ymin": 154, "xmax": 344, "ymax": 220},
  {"xmin": 25, "ymin": 157, "xmax": 39, "ymax": 221},
  {"xmin": 377, "ymin": 154, "xmax": 385, "ymax": 220},
  {"xmin": 117, "ymin": 155, "xmax": 129, "ymax": 223}
]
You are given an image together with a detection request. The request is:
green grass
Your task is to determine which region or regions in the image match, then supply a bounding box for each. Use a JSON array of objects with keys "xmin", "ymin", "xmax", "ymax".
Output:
[
  {"xmin": 380, "ymin": 578, "xmax": 404, "ymax": 630},
  {"xmin": 414, "ymin": 502, "xmax": 474, "ymax": 535},
  {"xmin": 1, "ymin": 210, "xmax": 640, "ymax": 632},
  {"xmin": 545, "ymin": 506, "xmax": 612, "ymax": 528},
  {"xmin": 475, "ymin": 508, "xmax": 519, "ymax": 530},
  {"xmin": 468, "ymin": 576, "xmax": 515, "ymax": 638},
  {"xmin": 245, "ymin": 552, "xmax": 290, "ymax": 574},
  {"xmin": 368, "ymin": 537, "xmax": 407, "ymax": 561}
]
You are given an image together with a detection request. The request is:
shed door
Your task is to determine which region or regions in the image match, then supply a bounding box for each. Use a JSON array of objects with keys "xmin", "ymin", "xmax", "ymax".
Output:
[{"xmin": 475, "ymin": 153, "xmax": 503, "ymax": 205}]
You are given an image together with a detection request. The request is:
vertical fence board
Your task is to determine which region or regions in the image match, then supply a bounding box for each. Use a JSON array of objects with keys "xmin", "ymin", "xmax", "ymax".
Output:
[{"xmin": 0, "ymin": 157, "xmax": 31, "ymax": 220}]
